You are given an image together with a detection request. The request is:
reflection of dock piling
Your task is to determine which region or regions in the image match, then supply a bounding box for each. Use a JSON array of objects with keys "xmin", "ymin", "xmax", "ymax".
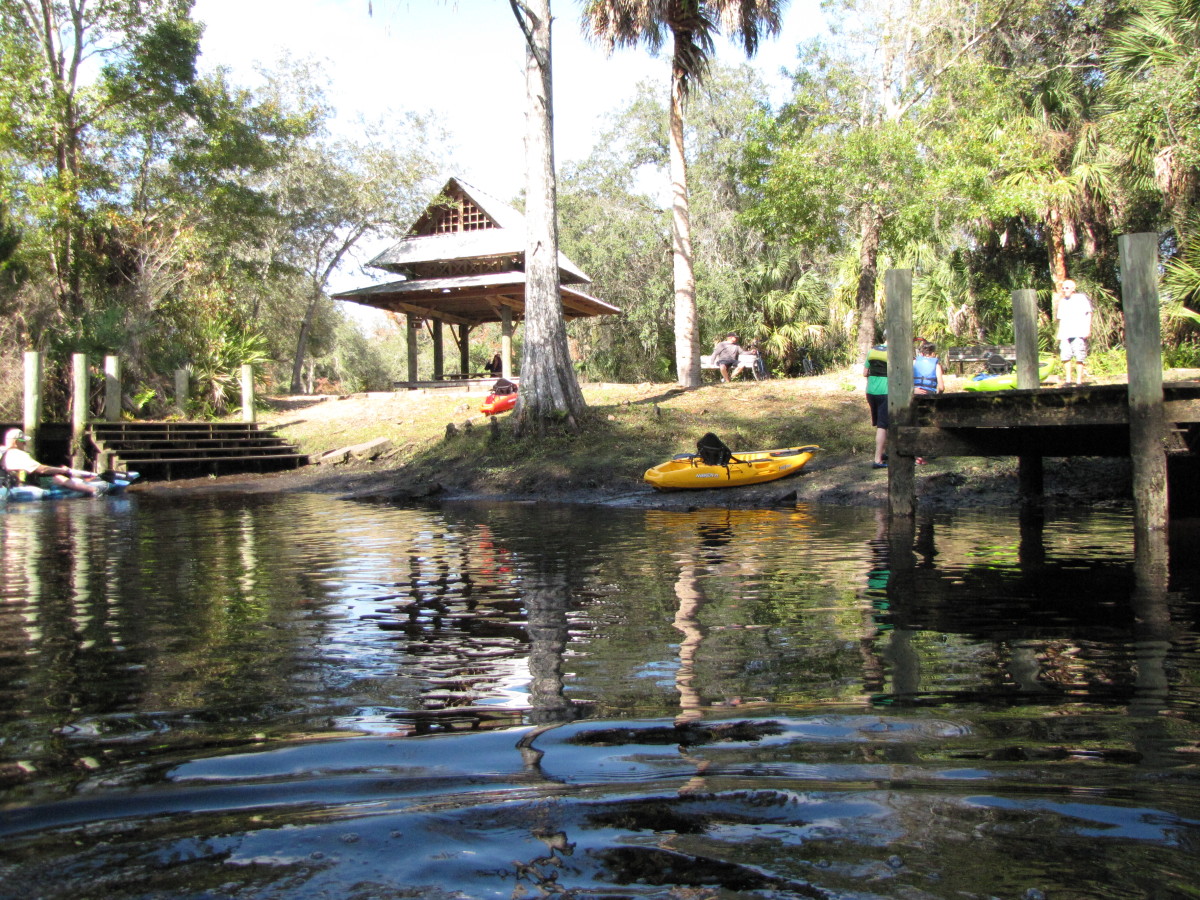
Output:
[{"xmin": 885, "ymin": 233, "xmax": 1195, "ymax": 536}]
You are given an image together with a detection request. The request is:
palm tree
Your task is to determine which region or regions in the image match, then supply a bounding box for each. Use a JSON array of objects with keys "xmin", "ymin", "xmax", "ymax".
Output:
[{"xmin": 582, "ymin": 0, "xmax": 786, "ymax": 388}]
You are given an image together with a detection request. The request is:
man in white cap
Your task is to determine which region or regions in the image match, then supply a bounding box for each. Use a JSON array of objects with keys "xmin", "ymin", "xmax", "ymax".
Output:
[
  {"xmin": 1, "ymin": 428, "xmax": 107, "ymax": 496},
  {"xmin": 1056, "ymin": 279, "xmax": 1093, "ymax": 386}
]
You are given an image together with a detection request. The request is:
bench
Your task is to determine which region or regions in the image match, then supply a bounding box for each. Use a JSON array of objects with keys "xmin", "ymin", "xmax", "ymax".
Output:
[
  {"xmin": 700, "ymin": 353, "xmax": 763, "ymax": 380},
  {"xmin": 945, "ymin": 345, "xmax": 1016, "ymax": 375}
]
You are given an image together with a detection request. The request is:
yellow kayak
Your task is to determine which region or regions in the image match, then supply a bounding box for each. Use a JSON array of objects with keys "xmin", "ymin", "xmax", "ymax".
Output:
[{"xmin": 644, "ymin": 445, "xmax": 820, "ymax": 491}]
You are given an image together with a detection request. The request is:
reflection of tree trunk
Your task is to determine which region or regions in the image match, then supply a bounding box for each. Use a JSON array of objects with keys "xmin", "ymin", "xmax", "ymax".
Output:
[
  {"xmin": 525, "ymin": 571, "xmax": 576, "ymax": 726},
  {"xmin": 670, "ymin": 51, "xmax": 698, "ymax": 389},
  {"xmin": 672, "ymin": 559, "xmax": 705, "ymax": 723},
  {"xmin": 856, "ymin": 206, "xmax": 883, "ymax": 362}
]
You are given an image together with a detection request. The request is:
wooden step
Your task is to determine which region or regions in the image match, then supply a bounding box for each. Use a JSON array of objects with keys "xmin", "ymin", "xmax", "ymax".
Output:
[{"xmin": 86, "ymin": 421, "xmax": 308, "ymax": 481}]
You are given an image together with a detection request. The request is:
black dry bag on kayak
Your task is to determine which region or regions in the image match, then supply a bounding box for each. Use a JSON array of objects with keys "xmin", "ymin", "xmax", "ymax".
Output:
[{"xmin": 697, "ymin": 433, "xmax": 738, "ymax": 466}]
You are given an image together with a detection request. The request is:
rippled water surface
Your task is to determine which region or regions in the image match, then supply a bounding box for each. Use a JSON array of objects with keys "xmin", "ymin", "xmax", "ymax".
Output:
[{"xmin": 1, "ymin": 493, "xmax": 1198, "ymax": 899}]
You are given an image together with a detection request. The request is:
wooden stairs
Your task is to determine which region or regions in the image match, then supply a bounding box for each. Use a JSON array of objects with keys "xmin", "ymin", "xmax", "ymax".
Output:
[{"xmin": 88, "ymin": 421, "xmax": 309, "ymax": 481}]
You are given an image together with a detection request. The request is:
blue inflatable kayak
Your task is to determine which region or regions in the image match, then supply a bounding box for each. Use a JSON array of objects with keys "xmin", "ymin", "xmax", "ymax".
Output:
[{"xmin": 3, "ymin": 473, "xmax": 138, "ymax": 503}]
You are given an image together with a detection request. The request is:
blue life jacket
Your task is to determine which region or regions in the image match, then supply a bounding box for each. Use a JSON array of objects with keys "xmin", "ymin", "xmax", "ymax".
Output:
[{"xmin": 914, "ymin": 355, "xmax": 940, "ymax": 392}]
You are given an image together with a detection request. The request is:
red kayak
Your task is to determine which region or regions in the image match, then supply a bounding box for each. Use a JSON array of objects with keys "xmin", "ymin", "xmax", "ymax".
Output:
[{"xmin": 481, "ymin": 378, "xmax": 518, "ymax": 415}]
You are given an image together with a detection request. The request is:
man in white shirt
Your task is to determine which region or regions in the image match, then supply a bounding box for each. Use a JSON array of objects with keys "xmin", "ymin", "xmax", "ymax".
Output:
[
  {"xmin": 1056, "ymin": 279, "xmax": 1093, "ymax": 386},
  {"xmin": 1, "ymin": 428, "xmax": 106, "ymax": 496}
]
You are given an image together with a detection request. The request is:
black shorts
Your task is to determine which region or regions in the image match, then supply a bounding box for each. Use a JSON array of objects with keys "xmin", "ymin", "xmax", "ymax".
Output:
[{"xmin": 868, "ymin": 392, "xmax": 888, "ymax": 428}]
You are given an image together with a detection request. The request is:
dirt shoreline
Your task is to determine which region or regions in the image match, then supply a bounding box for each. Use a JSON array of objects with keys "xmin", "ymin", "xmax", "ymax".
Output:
[
  {"xmin": 130, "ymin": 448, "xmax": 1134, "ymax": 513},
  {"xmin": 127, "ymin": 369, "xmax": 1175, "ymax": 512}
]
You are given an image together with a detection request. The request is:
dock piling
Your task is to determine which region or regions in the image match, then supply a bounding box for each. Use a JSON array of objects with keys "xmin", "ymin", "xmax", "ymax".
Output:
[{"xmin": 1119, "ymin": 232, "xmax": 1169, "ymax": 537}]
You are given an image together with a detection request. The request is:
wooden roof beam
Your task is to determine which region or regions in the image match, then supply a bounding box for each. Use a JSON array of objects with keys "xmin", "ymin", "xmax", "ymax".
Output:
[{"xmin": 374, "ymin": 298, "xmax": 476, "ymax": 327}]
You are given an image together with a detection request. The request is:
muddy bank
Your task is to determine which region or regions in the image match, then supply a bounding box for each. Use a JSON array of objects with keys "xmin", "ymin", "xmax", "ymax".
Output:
[{"xmin": 130, "ymin": 449, "xmax": 1134, "ymax": 513}]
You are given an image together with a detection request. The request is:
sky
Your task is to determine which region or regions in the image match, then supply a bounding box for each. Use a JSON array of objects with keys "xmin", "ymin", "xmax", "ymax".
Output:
[
  {"xmin": 191, "ymin": 0, "xmax": 821, "ymax": 194},
  {"xmin": 189, "ymin": 0, "xmax": 822, "ymax": 297}
]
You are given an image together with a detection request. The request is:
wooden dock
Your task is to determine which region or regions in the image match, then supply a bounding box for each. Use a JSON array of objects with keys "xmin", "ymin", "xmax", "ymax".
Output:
[
  {"xmin": 882, "ymin": 233, "xmax": 1186, "ymax": 541},
  {"xmin": 898, "ymin": 381, "xmax": 1200, "ymax": 459}
]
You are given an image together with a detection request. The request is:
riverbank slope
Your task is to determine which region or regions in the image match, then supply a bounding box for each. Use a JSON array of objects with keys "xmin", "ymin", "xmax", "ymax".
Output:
[{"xmin": 138, "ymin": 368, "xmax": 1161, "ymax": 511}]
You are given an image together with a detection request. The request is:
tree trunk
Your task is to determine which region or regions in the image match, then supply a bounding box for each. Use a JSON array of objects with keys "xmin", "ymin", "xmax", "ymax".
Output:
[
  {"xmin": 855, "ymin": 205, "xmax": 883, "ymax": 362},
  {"xmin": 1046, "ymin": 205, "xmax": 1069, "ymax": 288},
  {"xmin": 670, "ymin": 51, "xmax": 699, "ymax": 388},
  {"xmin": 511, "ymin": 0, "xmax": 586, "ymax": 431},
  {"xmin": 290, "ymin": 287, "xmax": 322, "ymax": 394}
]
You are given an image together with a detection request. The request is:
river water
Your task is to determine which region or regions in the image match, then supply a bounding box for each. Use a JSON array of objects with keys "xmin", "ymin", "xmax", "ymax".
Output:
[{"xmin": 0, "ymin": 492, "xmax": 1197, "ymax": 899}]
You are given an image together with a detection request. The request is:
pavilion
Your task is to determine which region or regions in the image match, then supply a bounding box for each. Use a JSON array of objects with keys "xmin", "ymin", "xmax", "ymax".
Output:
[{"xmin": 333, "ymin": 177, "xmax": 619, "ymax": 385}]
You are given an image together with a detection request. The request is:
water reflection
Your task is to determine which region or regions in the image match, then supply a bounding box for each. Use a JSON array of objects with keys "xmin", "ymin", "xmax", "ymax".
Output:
[{"xmin": 1, "ymin": 495, "xmax": 1198, "ymax": 898}]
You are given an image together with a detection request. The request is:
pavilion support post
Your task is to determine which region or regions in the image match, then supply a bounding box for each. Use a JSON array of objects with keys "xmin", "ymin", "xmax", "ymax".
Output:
[
  {"xmin": 1119, "ymin": 232, "xmax": 1169, "ymax": 538},
  {"xmin": 406, "ymin": 314, "xmax": 419, "ymax": 384},
  {"xmin": 104, "ymin": 355, "xmax": 121, "ymax": 422},
  {"xmin": 1013, "ymin": 288, "xmax": 1044, "ymax": 506},
  {"xmin": 885, "ymin": 269, "xmax": 915, "ymax": 518},
  {"xmin": 23, "ymin": 350, "xmax": 43, "ymax": 451},
  {"xmin": 71, "ymin": 353, "xmax": 88, "ymax": 469},
  {"xmin": 458, "ymin": 324, "xmax": 471, "ymax": 375},
  {"xmin": 432, "ymin": 320, "xmax": 444, "ymax": 380},
  {"xmin": 501, "ymin": 306, "xmax": 514, "ymax": 379}
]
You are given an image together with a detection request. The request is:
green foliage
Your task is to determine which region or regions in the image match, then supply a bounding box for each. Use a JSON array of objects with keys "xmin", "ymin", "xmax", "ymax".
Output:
[{"xmin": 185, "ymin": 318, "xmax": 271, "ymax": 417}]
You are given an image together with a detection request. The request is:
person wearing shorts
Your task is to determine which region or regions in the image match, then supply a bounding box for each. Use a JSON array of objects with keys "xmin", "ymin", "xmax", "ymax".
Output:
[
  {"xmin": 1056, "ymin": 279, "xmax": 1093, "ymax": 386},
  {"xmin": 863, "ymin": 341, "xmax": 888, "ymax": 468}
]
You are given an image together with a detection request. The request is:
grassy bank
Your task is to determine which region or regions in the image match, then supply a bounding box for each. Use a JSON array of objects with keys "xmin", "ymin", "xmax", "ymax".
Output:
[
  {"xmin": 247, "ymin": 369, "xmax": 1157, "ymax": 509},
  {"xmin": 261, "ymin": 373, "xmax": 871, "ymax": 496}
]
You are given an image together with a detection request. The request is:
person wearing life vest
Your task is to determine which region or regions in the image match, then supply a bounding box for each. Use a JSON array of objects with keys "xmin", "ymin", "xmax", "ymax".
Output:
[
  {"xmin": 913, "ymin": 341, "xmax": 945, "ymax": 395},
  {"xmin": 863, "ymin": 339, "xmax": 889, "ymax": 469},
  {"xmin": 911, "ymin": 341, "xmax": 945, "ymax": 466}
]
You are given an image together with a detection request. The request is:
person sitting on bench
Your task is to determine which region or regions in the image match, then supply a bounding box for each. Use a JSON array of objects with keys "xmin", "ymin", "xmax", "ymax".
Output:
[{"xmin": 711, "ymin": 333, "xmax": 745, "ymax": 382}]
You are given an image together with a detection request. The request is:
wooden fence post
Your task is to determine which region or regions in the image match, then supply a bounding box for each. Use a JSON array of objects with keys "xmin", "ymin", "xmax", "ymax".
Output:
[
  {"xmin": 71, "ymin": 353, "xmax": 88, "ymax": 469},
  {"xmin": 1012, "ymin": 288, "xmax": 1044, "ymax": 504},
  {"xmin": 175, "ymin": 369, "xmax": 189, "ymax": 412},
  {"xmin": 241, "ymin": 364, "xmax": 255, "ymax": 423},
  {"xmin": 886, "ymin": 269, "xmax": 915, "ymax": 518},
  {"xmin": 1119, "ymin": 232, "xmax": 1169, "ymax": 537},
  {"xmin": 23, "ymin": 350, "xmax": 43, "ymax": 450},
  {"xmin": 104, "ymin": 355, "xmax": 121, "ymax": 422}
]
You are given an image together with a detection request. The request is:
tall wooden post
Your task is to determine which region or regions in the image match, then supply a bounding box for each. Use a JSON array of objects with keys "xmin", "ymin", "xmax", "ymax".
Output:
[
  {"xmin": 406, "ymin": 313, "xmax": 419, "ymax": 384},
  {"xmin": 1013, "ymin": 288, "xmax": 1044, "ymax": 504},
  {"xmin": 1119, "ymin": 232, "xmax": 1169, "ymax": 537},
  {"xmin": 458, "ymin": 324, "xmax": 471, "ymax": 375},
  {"xmin": 241, "ymin": 364, "xmax": 255, "ymax": 423},
  {"xmin": 175, "ymin": 369, "xmax": 189, "ymax": 412},
  {"xmin": 432, "ymin": 319, "xmax": 444, "ymax": 380},
  {"xmin": 71, "ymin": 353, "xmax": 88, "ymax": 469},
  {"xmin": 23, "ymin": 351, "xmax": 43, "ymax": 450},
  {"xmin": 885, "ymin": 269, "xmax": 915, "ymax": 518},
  {"xmin": 104, "ymin": 355, "xmax": 121, "ymax": 422},
  {"xmin": 501, "ymin": 306, "xmax": 514, "ymax": 378}
]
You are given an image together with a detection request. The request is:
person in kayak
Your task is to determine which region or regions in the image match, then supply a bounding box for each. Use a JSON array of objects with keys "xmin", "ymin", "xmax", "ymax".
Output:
[{"xmin": 1, "ymin": 428, "xmax": 108, "ymax": 496}]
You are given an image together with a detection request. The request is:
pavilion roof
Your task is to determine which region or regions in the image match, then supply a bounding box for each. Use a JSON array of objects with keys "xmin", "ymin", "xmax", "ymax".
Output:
[
  {"xmin": 333, "ymin": 272, "xmax": 619, "ymax": 327},
  {"xmin": 334, "ymin": 176, "xmax": 616, "ymax": 325}
]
